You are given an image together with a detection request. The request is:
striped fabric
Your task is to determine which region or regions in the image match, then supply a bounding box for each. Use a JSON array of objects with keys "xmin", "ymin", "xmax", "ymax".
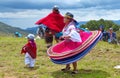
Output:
[{"xmin": 47, "ymin": 31, "xmax": 102, "ymax": 64}]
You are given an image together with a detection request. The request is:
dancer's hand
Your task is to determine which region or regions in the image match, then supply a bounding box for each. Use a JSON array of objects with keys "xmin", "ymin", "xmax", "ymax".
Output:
[
  {"xmin": 63, "ymin": 36, "xmax": 71, "ymax": 39},
  {"xmin": 59, "ymin": 36, "xmax": 64, "ymax": 40},
  {"xmin": 60, "ymin": 36, "xmax": 71, "ymax": 40}
]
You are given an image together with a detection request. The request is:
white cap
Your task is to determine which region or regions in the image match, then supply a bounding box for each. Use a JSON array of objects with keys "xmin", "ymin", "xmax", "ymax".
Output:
[
  {"xmin": 53, "ymin": 5, "xmax": 59, "ymax": 10},
  {"xmin": 26, "ymin": 34, "xmax": 35, "ymax": 40},
  {"xmin": 109, "ymin": 28, "xmax": 113, "ymax": 30}
]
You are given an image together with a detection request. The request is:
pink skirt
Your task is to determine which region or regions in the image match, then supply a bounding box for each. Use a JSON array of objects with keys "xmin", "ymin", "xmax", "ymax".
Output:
[{"xmin": 47, "ymin": 31, "xmax": 101, "ymax": 60}]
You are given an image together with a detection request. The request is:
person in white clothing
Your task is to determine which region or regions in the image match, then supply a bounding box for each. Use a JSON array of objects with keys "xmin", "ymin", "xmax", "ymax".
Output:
[{"xmin": 60, "ymin": 12, "xmax": 82, "ymax": 74}]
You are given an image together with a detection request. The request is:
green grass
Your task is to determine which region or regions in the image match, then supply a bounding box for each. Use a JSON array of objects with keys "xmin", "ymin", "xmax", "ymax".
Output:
[{"xmin": 0, "ymin": 37, "xmax": 120, "ymax": 78}]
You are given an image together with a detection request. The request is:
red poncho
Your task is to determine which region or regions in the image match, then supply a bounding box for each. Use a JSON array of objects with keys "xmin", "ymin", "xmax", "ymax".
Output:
[
  {"xmin": 21, "ymin": 40, "xmax": 37, "ymax": 59},
  {"xmin": 35, "ymin": 11, "xmax": 65, "ymax": 32}
]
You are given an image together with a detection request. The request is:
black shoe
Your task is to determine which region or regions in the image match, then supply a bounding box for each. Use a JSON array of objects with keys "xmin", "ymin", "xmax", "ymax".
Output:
[
  {"xmin": 61, "ymin": 67, "xmax": 70, "ymax": 72},
  {"xmin": 71, "ymin": 70, "xmax": 78, "ymax": 74}
]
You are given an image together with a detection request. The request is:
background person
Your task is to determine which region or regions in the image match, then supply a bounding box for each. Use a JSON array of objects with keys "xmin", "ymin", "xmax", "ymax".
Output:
[
  {"xmin": 99, "ymin": 25, "xmax": 107, "ymax": 41},
  {"xmin": 21, "ymin": 34, "xmax": 37, "ymax": 68},
  {"xmin": 35, "ymin": 5, "xmax": 65, "ymax": 47},
  {"xmin": 107, "ymin": 28, "xmax": 118, "ymax": 44}
]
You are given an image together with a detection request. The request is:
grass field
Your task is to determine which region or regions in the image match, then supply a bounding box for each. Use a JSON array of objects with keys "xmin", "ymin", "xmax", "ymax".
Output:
[{"xmin": 0, "ymin": 37, "xmax": 120, "ymax": 78}]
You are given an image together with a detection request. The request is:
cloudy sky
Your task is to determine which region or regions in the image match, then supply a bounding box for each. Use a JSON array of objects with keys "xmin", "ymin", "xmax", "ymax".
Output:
[{"xmin": 0, "ymin": 0, "xmax": 120, "ymax": 29}]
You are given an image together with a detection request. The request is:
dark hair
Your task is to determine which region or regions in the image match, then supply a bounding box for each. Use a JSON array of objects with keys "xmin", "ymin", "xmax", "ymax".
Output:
[
  {"xmin": 45, "ymin": 27, "xmax": 50, "ymax": 33},
  {"xmin": 53, "ymin": 9, "xmax": 59, "ymax": 13}
]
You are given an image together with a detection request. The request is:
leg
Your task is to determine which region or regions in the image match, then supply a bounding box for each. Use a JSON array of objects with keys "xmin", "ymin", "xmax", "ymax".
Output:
[
  {"xmin": 72, "ymin": 62, "xmax": 77, "ymax": 71},
  {"xmin": 29, "ymin": 58, "xmax": 35, "ymax": 68},
  {"xmin": 66, "ymin": 64, "xmax": 70, "ymax": 69},
  {"xmin": 45, "ymin": 36, "xmax": 53, "ymax": 48},
  {"xmin": 61, "ymin": 64, "xmax": 71, "ymax": 72},
  {"xmin": 25, "ymin": 53, "xmax": 30, "ymax": 67},
  {"xmin": 72, "ymin": 62, "xmax": 78, "ymax": 74},
  {"xmin": 55, "ymin": 38, "xmax": 59, "ymax": 43},
  {"xmin": 47, "ymin": 43, "xmax": 52, "ymax": 48},
  {"xmin": 55, "ymin": 36, "xmax": 59, "ymax": 43}
]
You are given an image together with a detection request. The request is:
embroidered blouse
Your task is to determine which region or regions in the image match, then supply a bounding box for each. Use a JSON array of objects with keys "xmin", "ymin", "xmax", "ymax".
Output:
[{"xmin": 62, "ymin": 21, "xmax": 82, "ymax": 42}]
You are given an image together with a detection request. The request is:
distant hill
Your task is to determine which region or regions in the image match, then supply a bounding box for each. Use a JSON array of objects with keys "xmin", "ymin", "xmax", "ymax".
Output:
[
  {"xmin": 113, "ymin": 20, "xmax": 120, "ymax": 25},
  {"xmin": 0, "ymin": 22, "xmax": 28, "ymax": 36},
  {"xmin": 25, "ymin": 27, "xmax": 38, "ymax": 34},
  {"xmin": 79, "ymin": 21, "xmax": 87, "ymax": 25}
]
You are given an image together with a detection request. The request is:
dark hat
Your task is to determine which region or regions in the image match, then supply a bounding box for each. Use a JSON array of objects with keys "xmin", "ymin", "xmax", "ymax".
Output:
[
  {"xmin": 65, "ymin": 12, "xmax": 74, "ymax": 19},
  {"xmin": 99, "ymin": 25, "xmax": 104, "ymax": 29}
]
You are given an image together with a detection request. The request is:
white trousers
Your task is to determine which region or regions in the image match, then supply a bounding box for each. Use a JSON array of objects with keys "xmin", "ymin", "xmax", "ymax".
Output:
[{"xmin": 25, "ymin": 53, "xmax": 35, "ymax": 67}]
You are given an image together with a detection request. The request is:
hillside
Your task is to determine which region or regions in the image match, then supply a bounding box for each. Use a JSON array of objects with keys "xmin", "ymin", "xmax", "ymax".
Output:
[
  {"xmin": 0, "ymin": 22, "xmax": 28, "ymax": 36},
  {"xmin": 0, "ymin": 37, "xmax": 120, "ymax": 78}
]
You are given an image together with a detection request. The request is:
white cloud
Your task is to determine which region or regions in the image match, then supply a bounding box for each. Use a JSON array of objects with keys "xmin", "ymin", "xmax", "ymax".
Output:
[
  {"xmin": 60, "ymin": 8, "xmax": 120, "ymax": 21},
  {"xmin": 0, "ymin": 0, "xmax": 120, "ymax": 29},
  {"xmin": 0, "ymin": 0, "xmax": 120, "ymax": 12},
  {"xmin": 0, "ymin": 8, "xmax": 120, "ymax": 29},
  {"xmin": 0, "ymin": 8, "xmax": 120, "ymax": 21},
  {"xmin": 1, "ymin": 8, "xmax": 120, "ymax": 21},
  {"xmin": 0, "ymin": 9, "xmax": 51, "ymax": 18}
]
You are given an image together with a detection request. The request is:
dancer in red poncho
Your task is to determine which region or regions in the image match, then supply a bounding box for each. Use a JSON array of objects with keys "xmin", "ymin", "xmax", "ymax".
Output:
[
  {"xmin": 35, "ymin": 5, "xmax": 65, "ymax": 48},
  {"xmin": 35, "ymin": 5, "xmax": 65, "ymax": 32},
  {"xmin": 21, "ymin": 34, "xmax": 37, "ymax": 68}
]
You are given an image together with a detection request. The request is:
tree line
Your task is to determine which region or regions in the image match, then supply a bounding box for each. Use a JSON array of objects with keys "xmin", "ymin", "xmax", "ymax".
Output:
[{"xmin": 81, "ymin": 19, "xmax": 120, "ymax": 31}]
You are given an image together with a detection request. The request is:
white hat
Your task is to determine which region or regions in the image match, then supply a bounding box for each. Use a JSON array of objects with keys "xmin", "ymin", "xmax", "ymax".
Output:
[
  {"xmin": 53, "ymin": 5, "xmax": 59, "ymax": 10},
  {"xmin": 109, "ymin": 28, "xmax": 113, "ymax": 30},
  {"xmin": 26, "ymin": 34, "xmax": 35, "ymax": 40}
]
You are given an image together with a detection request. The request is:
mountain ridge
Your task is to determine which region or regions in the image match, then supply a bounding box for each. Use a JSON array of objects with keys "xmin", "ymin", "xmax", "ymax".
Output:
[{"xmin": 0, "ymin": 21, "xmax": 28, "ymax": 36}]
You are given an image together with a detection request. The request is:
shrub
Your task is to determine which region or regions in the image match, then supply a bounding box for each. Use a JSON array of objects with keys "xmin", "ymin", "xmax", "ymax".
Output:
[{"xmin": 116, "ymin": 31, "xmax": 120, "ymax": 41}]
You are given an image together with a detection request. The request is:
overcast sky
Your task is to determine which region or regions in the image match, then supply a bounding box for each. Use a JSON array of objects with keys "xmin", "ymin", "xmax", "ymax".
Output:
[{"xmin": 0, "ymin": 0, "xmax": 120, "ymax": 29}]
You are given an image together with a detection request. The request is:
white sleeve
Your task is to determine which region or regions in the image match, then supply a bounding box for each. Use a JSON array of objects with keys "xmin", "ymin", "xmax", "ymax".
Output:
[{"xmin": 68, "ymin": 28, "xmax": 82, "ymax": 42}]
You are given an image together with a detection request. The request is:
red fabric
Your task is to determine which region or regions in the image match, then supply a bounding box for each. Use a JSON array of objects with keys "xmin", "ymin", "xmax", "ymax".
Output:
[
  {"xmin": 35, "ymin": 11, "xmax": 65, "ymax": 32},
  {"xmin": 21, "ymin": 40, "xmax": 37, "ymax": 59}
]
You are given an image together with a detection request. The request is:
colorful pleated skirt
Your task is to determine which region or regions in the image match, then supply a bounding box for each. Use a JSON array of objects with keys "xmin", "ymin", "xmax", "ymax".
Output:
[{"xmin": 47, "ymin": 31, "xmax": 102, "ymax": 64}]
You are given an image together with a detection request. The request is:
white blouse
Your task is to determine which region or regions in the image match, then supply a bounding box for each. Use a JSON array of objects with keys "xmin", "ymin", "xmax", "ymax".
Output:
[{"xmin": 62, "ymin": 21, "xmax": 82, "ymax": 42}]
